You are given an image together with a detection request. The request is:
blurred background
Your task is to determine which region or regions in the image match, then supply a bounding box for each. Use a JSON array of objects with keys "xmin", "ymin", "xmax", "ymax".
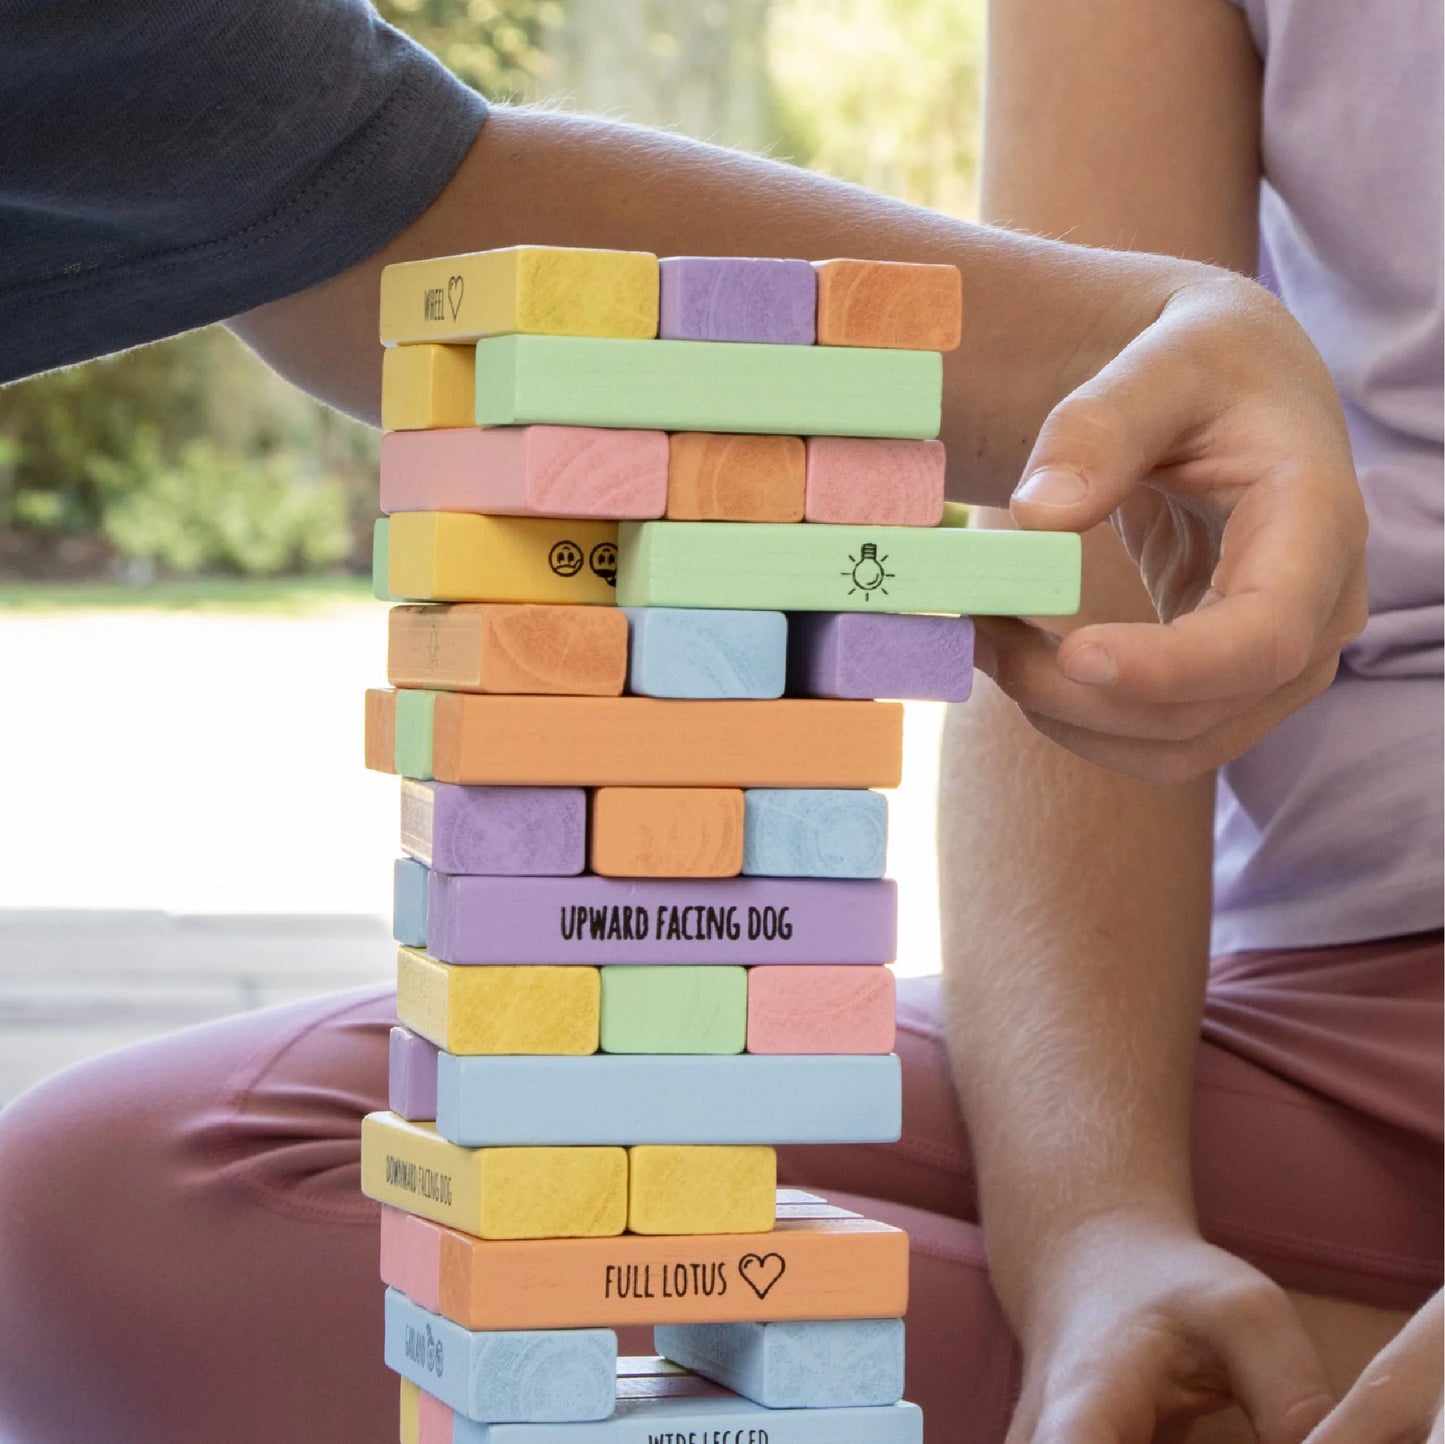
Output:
[{"xmin": 0, "ymin": 0, "xmax": 986, "ymax": 1104}]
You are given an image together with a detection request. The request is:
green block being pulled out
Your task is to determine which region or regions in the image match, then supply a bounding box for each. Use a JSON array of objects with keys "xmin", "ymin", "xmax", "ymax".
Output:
[
  {"xmin": 600, "ymin": 965, "xmax": 747, "ymax": 1055},
  {"xmin": 473, "ymin": 335, "xmax": 942, "ymax": 438},
  {"xmin": 616, "ymin": 522, "xmax": 1082, "ymax": 616}
]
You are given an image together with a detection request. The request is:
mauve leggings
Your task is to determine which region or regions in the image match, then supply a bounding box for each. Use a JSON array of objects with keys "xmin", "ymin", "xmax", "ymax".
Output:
[{"xmin": 0, "ymin": 935, "xmax": 1438, "ymax": 1444}]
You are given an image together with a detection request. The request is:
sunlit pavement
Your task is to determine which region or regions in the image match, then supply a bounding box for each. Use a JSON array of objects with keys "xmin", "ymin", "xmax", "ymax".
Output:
[{"xmin": 0, "ymin": 604, "xmax": 945, "ymax": 1104}]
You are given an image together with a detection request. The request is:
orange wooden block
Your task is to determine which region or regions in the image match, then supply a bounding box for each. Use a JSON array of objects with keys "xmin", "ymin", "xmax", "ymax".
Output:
[
  {"xmin": 747, "ymin": 964, "xmax": 897, "ymax": 1054},
  {"xmin": 431, "ymin": 1212, "xmax": 909, "ymax": 1330},
  {"xmin": 430, "ymin": 696, "xmax": 903, "ymax": 788},
  {"xmin": 666, "ymin": 433, "xmax": 806, "ymax": 522},
  {"xmin": 590, "ymin": 788, "xmax": 744, "ymax": 877},
  {"xmin": 388, "ymin": 604, "xmax": 628, "ymax": 695},
  {"xmin": 365, "ymin": 688, "xmax": 398, "ymax": 774},
  {"xmin": 813, "ymin": 260, "xmax": 962, "ymax": 352}
]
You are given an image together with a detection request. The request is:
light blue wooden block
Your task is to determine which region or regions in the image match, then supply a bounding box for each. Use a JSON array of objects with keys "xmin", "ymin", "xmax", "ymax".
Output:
[
  {"xmin": 435, "ymin": 1053, "xmax": 902, "ymax": 1147},
  {"xmin": 743, "ymin": 790, "xmax": 887, "ymax": 878},
  {"xmin": 654, "ymin": 1318, "xmax": 905, "ymax": 1409},
  {"xmin": 394, "ymin": 857, "xmax": 430, "ymax": 947},
  {"xmin": 624, "ymin": 608, "xmax": 787, "ymax": 699},
  {"xmin": 384, "ymin": 1288, "xmax": 616, "ymax": 1424},
  {"xmin": 449, "ymin": 1398, "xmax": 924, "ymax": 1442}
]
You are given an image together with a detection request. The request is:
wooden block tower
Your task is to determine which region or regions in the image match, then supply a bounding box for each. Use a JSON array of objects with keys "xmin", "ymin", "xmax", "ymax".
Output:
[{"xmin": 362, "ymin": 245, "xmax": 1081, "ymax": 1441}]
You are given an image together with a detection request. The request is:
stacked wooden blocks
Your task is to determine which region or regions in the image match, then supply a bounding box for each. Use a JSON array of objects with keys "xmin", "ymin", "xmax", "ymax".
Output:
[{"xmin": 362, "ymin": 245, "xmax": 1081, "ymax": 1442}]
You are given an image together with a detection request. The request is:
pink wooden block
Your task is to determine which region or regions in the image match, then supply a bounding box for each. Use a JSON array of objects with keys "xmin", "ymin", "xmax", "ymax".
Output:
[
  {"xmin": 380, "ymin": 426, "xmax": 669, "ymax": 520},
  {"xmin": 746, "ymin": 965, "xmax": 896, "ymax": 1054},
  {"xmin": 379, "ymin": 1205, "xmax": 446, "ymax": 1312},
  {"xmin": 804, "ymin": 437, "xmax": 946, "ymax": 526},
  {"xmin": 417, "ymin": 1386, "xmax": 454, "ymax": 1444}
]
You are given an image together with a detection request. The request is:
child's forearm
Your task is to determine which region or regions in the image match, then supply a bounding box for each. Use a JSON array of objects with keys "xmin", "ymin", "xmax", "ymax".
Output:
[
  {"xmin": 938, "ymin": 526, "xmax": 1217, "ymax": 1325},
  {"xmin": 229, "ymin": 105, "xmax": 1196, "ymax": 508}
]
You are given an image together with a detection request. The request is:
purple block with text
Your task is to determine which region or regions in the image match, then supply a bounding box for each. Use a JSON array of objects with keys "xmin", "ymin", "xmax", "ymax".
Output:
[
  {"xmin": 659, "ymin": 257, "xmax": 817, "ymax": 345},
  {"xmin": 401, "ymin": 780, "xmax": 586, "ymax": 875},
  {"xmin": 788, "ymin": 612, "xmax": 974, "ymax": 702},
  {"xmin": 426, "ymin": 874, "xmax": 897, "ymax": 965},
  {"xmin": 389, "ymin": 1026, "xmax": 439, "ymax": 1121}
]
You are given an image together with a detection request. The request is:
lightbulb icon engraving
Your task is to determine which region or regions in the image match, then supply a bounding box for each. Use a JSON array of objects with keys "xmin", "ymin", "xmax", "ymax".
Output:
[{"xmin": 843, "ymin": 541, "xmax": 894, "ymax": 601}]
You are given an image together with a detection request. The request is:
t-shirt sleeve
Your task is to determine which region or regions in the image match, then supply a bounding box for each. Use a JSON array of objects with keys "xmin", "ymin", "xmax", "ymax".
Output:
[{"xmin": 0, "ymin": 0, "xmax": 489, "ymax": 383}]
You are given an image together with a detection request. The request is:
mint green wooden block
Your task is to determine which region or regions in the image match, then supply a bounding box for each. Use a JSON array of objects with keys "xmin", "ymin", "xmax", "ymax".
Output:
[
  {"xmin": 372, "ymin": 518, "xmax": 393, "ymax": 601},
  {"xmin": 395, "ymin": 690, "xmax": 439, "ymax": 779},
  {"xmin": 600, "ymin": 965, "xmax": 747, "ymax": 1054},
  {"xmin": 617, "ymin": 522, "xmax": 1082, "ymax": 616},
  {"xmin": 473, "ymin": 335, "xmax": 941, "ymax": 439}
]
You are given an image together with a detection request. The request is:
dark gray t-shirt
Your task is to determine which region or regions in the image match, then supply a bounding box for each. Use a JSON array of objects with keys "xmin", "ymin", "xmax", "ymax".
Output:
[{"xmin": 0, "ymin": 0, "xmax": 489, "ymax": 383}]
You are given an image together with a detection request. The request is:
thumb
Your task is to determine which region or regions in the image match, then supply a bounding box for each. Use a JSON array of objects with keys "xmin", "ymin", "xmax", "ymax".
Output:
[
  {"xmin": 1010, "ymin": 295, "xmax": 1218, "ymax": 534},
  {"xmin": 1217, "ymin": 1301, "xmax": 1335, "ymax": 1444}
]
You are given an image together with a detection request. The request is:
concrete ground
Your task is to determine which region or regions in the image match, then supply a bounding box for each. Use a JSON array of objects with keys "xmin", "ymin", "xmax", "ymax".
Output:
[{"xmin": 0, "ymin": 604, "xmax": 946, "ymax": 1106}]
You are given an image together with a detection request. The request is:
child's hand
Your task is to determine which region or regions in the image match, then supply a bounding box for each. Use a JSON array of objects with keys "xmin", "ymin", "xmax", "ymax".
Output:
[
  {"xmin": 981, "ymin": 272, "xmax": 1368, "ymax": 783},
  {"xmin": 1003, "ymin": 1210, "xmax": 1335, "ymax": 1444},
  {"xmin": 1303, "ymin": 1291, "xmax": 1443, "ymax": 1444}
]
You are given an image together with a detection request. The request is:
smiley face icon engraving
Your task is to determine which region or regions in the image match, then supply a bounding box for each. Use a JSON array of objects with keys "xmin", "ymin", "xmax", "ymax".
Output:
[
  {"xmin": 589, "ymin": 542, "xmax": 618, "ymax": 588},
  {"xmin": 549, "ymin": 539, "xmax": 584, "ymax": 577}
]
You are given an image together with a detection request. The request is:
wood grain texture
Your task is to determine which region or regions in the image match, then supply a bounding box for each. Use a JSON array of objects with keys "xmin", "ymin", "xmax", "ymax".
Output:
[
  {"xmin": 435, "ymin": 1053, "xmax": 903, "ymax": 1147},
  {"xmin": 362, "ymin": 1113, "xmax": 626, "ymax": 1240},
  {"xmin": 654, "ymin": 1318, "xmax": 905, "ymax": 1410},
  {"xmin": 380, "ymin": 426, "xmax": 668, "ymax": 520},
  {"xmin": 813, "ymin": 259, "xmax": 962, "ymax": 351},
  {"xmin": 382, "ymin": 344, "xmax": 476, "ymax": 432},
  {"xmin": 427, "ymin": 1208, "xmax": 911, "ymax": 1330},
  {"xmin": 658, "ymin": 256, "xmax": 816, "ymax": 344},
  {"xmin": 625, "ymin": 607, "xmax": 787, "ymax": 699},
  {"xmin": 628, "ymin": 1146, "xmax": 777, "ymax": 1235},
  {"xmin": 599, "ymin": 965, "xmax": 747, "ymax": 1054},
  {"xmin": 803, "ymin": 437, "xmax": 946, "ymax": 525},
  {"xmin": 380, "ymin": 245, "xmax": 659, "ymax": 345},
  {"xmin": 426, "ymin": 875, "xmax": 897, "ymax": 965},
  {"xmin": 473, "ymin": 336, "xmax": 942, "ymax": 438},
  {"xmin": 590, "ymin": 788, "xmax": 745, "ymax": 878},
  {"xmin": 427, "ymin": 695, "xmax": 904, "ymax": 788},
  {"xmin": 388, "ymin": 604, "xmax": 628, "ymax": 696},
  {"xmin": 365, "ymin": 688, "xmax": 398, "ymax": 774},
  {"xmin": 401, "ymin": 780, "xmax": 586, "ymax": 875},
  {"xmin": 388, "ymin": 512, "xmax": 620, "ymax": 606},
  {"xmin": 618, "ymin": 521, "xmax": 1081, "ymax": 616},
  {"xmin": 666, "ymin": 432, "xmax": 806, "ymax": 522},
  {"xmin": 787, "ymin": 611, "xmax": 975, "ymax": 701},
  {"xmin": 384, "ymin": 1287, "xmax": 618, "ymax": 1422},
  {"xmin": 742, "ymin": 789, "xmax": 888, "ymax": 879},
  {"xmin": 746, "ymin": 965, "xmax": 897, "ymax": 1055},
  {"xmin": 395, "ymin": 946, "xmax": 600, "ymax": 1055}
]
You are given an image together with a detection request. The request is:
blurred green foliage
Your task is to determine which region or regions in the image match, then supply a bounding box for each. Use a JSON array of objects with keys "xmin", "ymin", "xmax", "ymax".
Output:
[{"xmin": 0, "ymin": 0, "xmax": 984, "ymax": 583}]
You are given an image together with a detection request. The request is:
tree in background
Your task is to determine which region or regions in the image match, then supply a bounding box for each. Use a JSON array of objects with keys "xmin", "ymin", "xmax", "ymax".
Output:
[{"xmin": 0, "ymin": 0, "xmax": 982, "ymax": 583}]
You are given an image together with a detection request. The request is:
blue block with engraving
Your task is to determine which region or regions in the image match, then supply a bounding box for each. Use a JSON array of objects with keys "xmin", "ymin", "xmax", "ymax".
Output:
[
  {"xmin": 742, "ymin": 789, "xmax": 887, "ymax": 878},
  {"xmin": 654, "ymin": 1318, "xmax": 905, "ymax": 1408},
  {"xmin": 393, "ymin": 857, "xmax": 430, "ymax": 947},
  {"xmin": 435, "ymin": 1052, "xmax": 902, "ymax": 1147},
  {"xmin": 625, "ymin": 607, "xmax": 787, "ymax": 699},
  {"xmin": 383, "ymin": 1288, "xmax": 616, "ymax": 1424}
]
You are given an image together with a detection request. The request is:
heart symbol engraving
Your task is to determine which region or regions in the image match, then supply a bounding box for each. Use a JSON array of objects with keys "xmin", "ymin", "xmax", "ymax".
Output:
[
  {"xmin": 447, "ymin": 275, "xmax": 465, "ymax": 320},
  {"xmin": 738, "ymin": 1252, "xmax": 786, "ymax": 1299}
]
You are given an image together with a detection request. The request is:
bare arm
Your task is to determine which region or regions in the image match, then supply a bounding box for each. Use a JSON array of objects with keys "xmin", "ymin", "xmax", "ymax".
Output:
[{"xmin": 945, "ymin": 3, "xmax": 1332, "ymax": 1439}]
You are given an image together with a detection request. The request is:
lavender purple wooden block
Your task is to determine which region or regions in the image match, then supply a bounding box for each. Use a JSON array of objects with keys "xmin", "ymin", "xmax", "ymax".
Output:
[
  {"xmin": 389, "ymin": 1025, "xmax": 439, "ymax": 1120},
  {"xmin": 426, "ymin": 874, "xmax": 897, "ymax": 965},
  {"xmin": 400, "ymin": 780, "xmax": 586, "ymax": 875},
  {"xmin": 658, "ymin": 257, "xmax": 817, "ymax": 345},
  {"xmin": 788, "ymin": 612, "xmax": 975, "ymax": 702}
]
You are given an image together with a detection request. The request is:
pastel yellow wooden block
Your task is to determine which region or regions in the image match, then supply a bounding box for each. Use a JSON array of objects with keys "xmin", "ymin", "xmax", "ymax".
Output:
[
  {"xmin": 380, "ymin": 246, "xmax": 660, "ymax": 345},
  {"xmin": 628, "ymin": 1145, "xmax": 777, "ymax": 1235},
  {"xmin": 396, "ymin": 946, "xmax": 600, "ymax": 1054},
  {"xmin": 362, "ymin": 1111, "xmax": 627, "ymax": 1238},
  {"xmin": 381, "ymin": 344, "xmax": 476, "ymax": 432},
  {"xmin": 400, "ymin": 1378, "xmax": 420, "ymax": 1444},
  {"xmin": 388, "ymin": 511, "xmax": 620, "ymax": 605}
]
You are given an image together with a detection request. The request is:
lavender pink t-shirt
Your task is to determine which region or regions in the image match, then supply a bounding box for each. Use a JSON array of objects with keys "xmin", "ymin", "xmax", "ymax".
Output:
[{"xmin": 1212, "ymin": 0, "xmax": 1444, "ymax": 952}]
